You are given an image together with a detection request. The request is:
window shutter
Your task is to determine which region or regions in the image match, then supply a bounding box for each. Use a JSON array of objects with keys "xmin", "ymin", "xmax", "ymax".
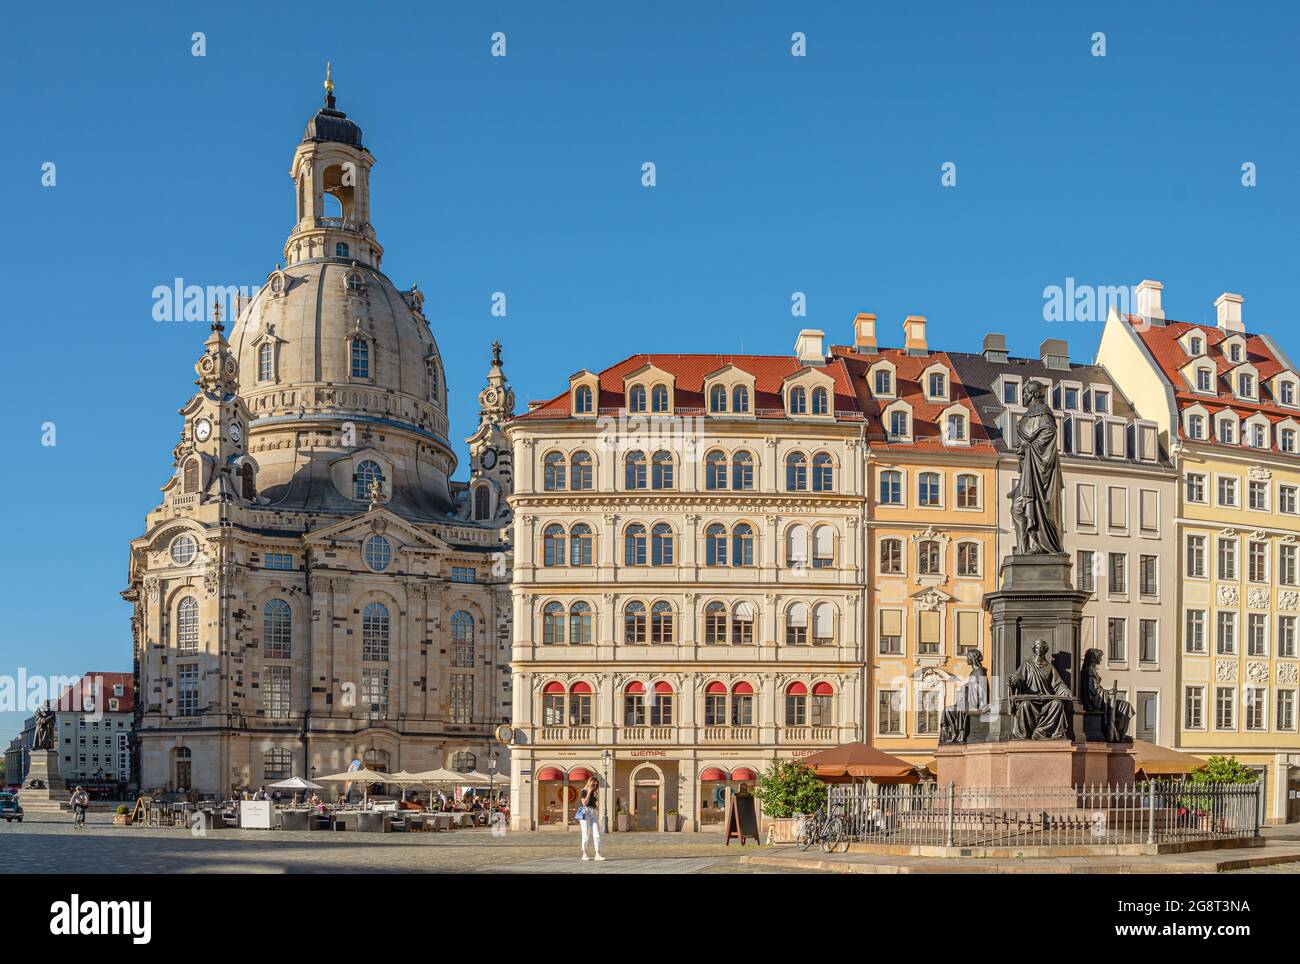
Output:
[
  {"xmin": 1108, "ymin": 486, "xmax": 1127, "ymax": 529},
  {"xmin": 813, "ymin": 525, "xmax": 834, "ymax": 557},
  {"xmin": 1139, "ymin": 489, "xmax": 1158, "ymax": 534},
  {"xmin": 788, "ymin": 602, "xmax": 809, "ymax": 627},
  {"xmin": 956, "ymin": 611, "xmax": 979, "ymax": 648},
  {"xmin": 813, "ymin": 603, "xmax": 834, "ymax": 638},
  {"xmin": 919, "ymin": 610, "xmax": 941, "ymax": 646},
  {"xmin": 788, "ymin": 525, "xmax": 809, "ymax": 562},
  {"xmin": 1076, "ymin": 484, "xmax": 1096, "ymax": 528},
  {"xmin": 880, "ymin": 609, "xmax": 902, "ymax": 637},
  {"xmin": 734, "ymin": 600, "xmax": 755, "ymax": 620}
]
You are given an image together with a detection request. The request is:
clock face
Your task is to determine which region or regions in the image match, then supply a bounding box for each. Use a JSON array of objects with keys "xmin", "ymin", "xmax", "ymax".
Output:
[
  {"xmin": 481, "ymin": 448, "xmax": 498, "ymax": 470},
  {"xmin": 194, "ymin": 418, "xmax": 212, "ymax": 442},
  {"xmin": 229, "ymin": 423, "xmax": 242, "ymax": 444}
]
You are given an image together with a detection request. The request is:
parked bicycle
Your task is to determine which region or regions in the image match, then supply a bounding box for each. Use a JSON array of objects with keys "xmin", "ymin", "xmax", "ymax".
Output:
[{"xmin": 794, "ymin": 806, "xmax": 846, "ymax": 852}]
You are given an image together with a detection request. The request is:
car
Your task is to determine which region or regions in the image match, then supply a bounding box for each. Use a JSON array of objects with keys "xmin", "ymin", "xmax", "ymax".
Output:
[{"xmin": 0, "ymin": 792, "xmax": 22, "ymax": 823}]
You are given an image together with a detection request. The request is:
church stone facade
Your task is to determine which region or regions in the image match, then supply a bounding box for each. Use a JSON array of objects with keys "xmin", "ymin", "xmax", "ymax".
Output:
[{"xmin": 124, "ymin": 82, "xmax": 515, "ymax": 795}]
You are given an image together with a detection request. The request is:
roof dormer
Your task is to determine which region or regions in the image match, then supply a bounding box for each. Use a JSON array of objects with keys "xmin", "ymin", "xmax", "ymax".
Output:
[
  {"xmin": 1226, "ymin": 362, "xmax": 1259, "ymax": 401},
  {"xmin": 1179, "ymin": 358, "xmax": 1218, "ymax": 395},
  {"xmin": 1178, "ymin": 328, "xmax": 1207, "ymax": 358},
  {"xmin": 939, "ymin": 403, "xmax": 971, "ymax": 446},
  {"xmin": 883, "ymin": 399, "xmax": 914, "ymax": 442},
  {"xmin": 568, "ymin": 370, "xmax": 600, "ymax": 418},
  {"xmin": 622, "ymin": 362, "xmax": 675, "ymax": 415},
  {"xmin": 783, "ymin": 366, "xmax": 836, "ymax": 419},
  {"xmin": 1269, "ymin": 370, "xmax": 1299, "ymax": 408},
  {"xmin": 1219, "ymin": 332, "xmax": 1247, "ymax": 366},
  {"xmin": 921, "ymin": 361, "xmax": 951, "ymax": 403},
  {"xmin": 702, "ymin": 363, "xmax": 756, "ymax": 418},
  {"xmin": 867, "ymin": 358, "xmax": 897, "ymax": 399},
  {"xmin": 1243, "ymin": 412, "xmax": 1271, "ymax": 449}
]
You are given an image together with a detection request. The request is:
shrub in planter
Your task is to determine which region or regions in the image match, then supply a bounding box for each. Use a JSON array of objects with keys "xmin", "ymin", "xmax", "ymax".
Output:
[
  {"xmin": 753, "ymin": 759, "xmax": 826, "ymax": 819},
  {"xmin": 116, "ymin": 805, "xmax": 129, "ymax": 815}
]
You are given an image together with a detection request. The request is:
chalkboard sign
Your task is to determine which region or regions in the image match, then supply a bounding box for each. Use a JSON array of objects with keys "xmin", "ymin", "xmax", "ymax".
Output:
[{"xmin": 724, "ymin": 786, "xmax": 760, "ymax": 845}]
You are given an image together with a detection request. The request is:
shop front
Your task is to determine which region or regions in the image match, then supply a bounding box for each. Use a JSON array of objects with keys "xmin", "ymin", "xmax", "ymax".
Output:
[
  {"xmin": 536, "ymin": 765, "xmax": 595, "ymax": 829},
  {"xmin": 698, "ymin": 766, "xmax": 758, "ymax": 830},
  {"xmin": 611, "ymin": 757, "xmax": 679, "ymax": 831}
]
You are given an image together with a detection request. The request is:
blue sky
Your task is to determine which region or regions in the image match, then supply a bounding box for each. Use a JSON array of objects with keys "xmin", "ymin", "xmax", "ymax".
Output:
[{"xmin": 3, "ymin": 1, "xmax": 1298, "ymax": 742}]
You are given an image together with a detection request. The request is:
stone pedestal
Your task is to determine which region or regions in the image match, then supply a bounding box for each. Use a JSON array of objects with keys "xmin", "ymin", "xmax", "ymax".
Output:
[
  {"xmin": 19, "ymin": 749, "xmax": 66, "ymax": 812},
  {"xmin": 935, "ymin": 739, "xmax": 1135, "ymax": 791}
]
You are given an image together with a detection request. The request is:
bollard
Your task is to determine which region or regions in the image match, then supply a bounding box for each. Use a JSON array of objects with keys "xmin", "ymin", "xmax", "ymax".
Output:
[{"xmin": 945, "ymin": 781, "xmax": 955, "ymax": 848}]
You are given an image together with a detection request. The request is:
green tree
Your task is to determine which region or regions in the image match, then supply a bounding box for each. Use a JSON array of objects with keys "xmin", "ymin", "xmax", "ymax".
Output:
[
  {"xmin": 1187, "ymin": 755, "xmax": 1257, "ymax": 785},
  {"xmin": 753, "ymin": 758, "xmax": 827, "ymax": 818}
]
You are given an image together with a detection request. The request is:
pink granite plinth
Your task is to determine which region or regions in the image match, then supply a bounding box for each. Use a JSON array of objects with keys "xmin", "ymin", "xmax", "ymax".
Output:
[{"xmin": 935, "ymin": 740, "xmax": 1135, "ymax": 791}]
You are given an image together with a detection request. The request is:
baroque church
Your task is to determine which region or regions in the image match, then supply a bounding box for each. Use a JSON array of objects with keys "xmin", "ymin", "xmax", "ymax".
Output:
[{"xmin": 124, "ymin": 75, "xmax": 516, "ymax": 795}]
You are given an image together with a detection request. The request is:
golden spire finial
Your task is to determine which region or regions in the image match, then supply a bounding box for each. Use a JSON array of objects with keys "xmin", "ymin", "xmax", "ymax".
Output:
[{"xmin": 324, "ymin": 61, "xmax": 334, "ymax": 94}]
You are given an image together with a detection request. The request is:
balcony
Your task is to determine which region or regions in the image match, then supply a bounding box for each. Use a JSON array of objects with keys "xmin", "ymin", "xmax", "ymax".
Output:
[
  {"xmin": 619, "ymin": 726, "xmax": 675, "ymax": 743},
  {"xmin": 539, "ymin": 726, "xmax": 593, "ymax": 743},
  {"xmin": 700, "ymin": 726, "xmax": 756, "ymax": 743},
  {"xmin": 780, "ymin": 726, "xmax": 837, "ymax": 744}
]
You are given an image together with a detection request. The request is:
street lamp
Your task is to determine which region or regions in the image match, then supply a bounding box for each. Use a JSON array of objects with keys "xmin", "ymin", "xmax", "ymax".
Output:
[{"xmin": 601, "ymin": 749, "xmax": 612, "ymax": 833}]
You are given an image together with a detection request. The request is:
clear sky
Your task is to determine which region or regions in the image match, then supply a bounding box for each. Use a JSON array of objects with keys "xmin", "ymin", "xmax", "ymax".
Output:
[{"xmin": 3, "ymin": 1, "xmax": 1298, "ymax": 743}]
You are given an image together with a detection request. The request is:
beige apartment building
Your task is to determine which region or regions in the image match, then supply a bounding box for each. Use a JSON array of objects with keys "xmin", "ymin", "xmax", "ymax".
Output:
[{"xmin": 506, "ymin": 331, "xmax": 867, "ymax": 831}]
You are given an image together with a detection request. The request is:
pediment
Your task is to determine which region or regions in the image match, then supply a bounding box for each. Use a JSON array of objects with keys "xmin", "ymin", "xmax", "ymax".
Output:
[{"xmin": 304, "ymin": 508, "xmax": 451, "ymax": 553}]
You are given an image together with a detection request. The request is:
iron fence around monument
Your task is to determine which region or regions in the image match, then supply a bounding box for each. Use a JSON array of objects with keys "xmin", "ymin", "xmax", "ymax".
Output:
[{"xmin": 826, "ymin": 781, "xmax": 1260, "ymax": 848}]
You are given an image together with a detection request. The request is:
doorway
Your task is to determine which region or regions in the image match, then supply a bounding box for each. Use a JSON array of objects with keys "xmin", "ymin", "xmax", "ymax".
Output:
[{"xmin": 634, "ymin": 784, "xmax": 659, "ymax": 830}]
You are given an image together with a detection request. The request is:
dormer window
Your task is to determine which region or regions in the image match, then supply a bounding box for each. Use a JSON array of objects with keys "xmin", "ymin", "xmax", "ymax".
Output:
[
  {"xmin": 1218, "ymin": 418, "xmax": 1236, "ymax": 445},
  {"xmin": 651, "ymin": 384, "xmax": 669, "ymax": 412},
  {"xmin": 629, "ymin": 384, "xmax": 647, "ymax": 413},
  {"xmin": 732, "ymin": 385, "xmax": 749, "ymax": 413},
  {"xmin": 1282, "ymin": 428, "xmax": 1297, "ymax": 453},
  {"xmin": 1063, "ymin": 386, "xmax": 1079, "ymax": 410},
  {"xmin": 350, "ymin": 337, "xmax": 370, "ymax": 379},
  {"xmin": 789, "ymin": 386, "xmax": 807, "ymax": 415},
  {"xmin": 1187, "ymin": 414, "xmax": 1205, "ymax": 440},
  {"xmin": 1196, "ymin": 368, "xmax": 1213, "ymax": 393},
  {"xmin": 1250, "ymin": 423, "xmax": 1267, "ymax": 448},
  {"xmin": 258, "ymin": 342, "xmax": 274, "ymax": 382},
  {"xmin": 574, "ymin": 385, "xmax": 594, "ymax": 414},
  {"xmin": 1090, "ymin": 389, "xmax": 1110, "ymax": 414},
  {"xmin": 1229, "ymin": 343, "xmax": 1242, "ymax": 363},
  {"xmin": 812, "ymin": 386, "xmax": 829, "ymax": 415},
  {"xmin": 354, "ymin": 460, "xmax": 384, "ymax": 501},
  {"xmin": 709, "ymin": 384, "xmax": 727, "ymax": 413},
  {"xmin": 1281, "ymin": 380, "xmax": 1296, "ymax": 406},
  {"xmin": 928, "ymin": 372, "xmax": 946, "ymax": 399},
  {"xmin": 889, "ymin": 410, "xmax": 909, "ymax": 439},
  {"xmin": 946, "ymin": 412, "xmax": 967, "ymax": 443},
  {"xmin": 1002, "ymin": 379, "xmax": 1020, "ymax": 405},
  {"xmin": 1190, "ymin": 335, "xmax": 1203, "ymax": 355},
  {"xmin": 1239, "ymin": 373, "xmax": 1254, "ymax": 398},
  {"xmin": 874, "ymin": 369, "xmax": 893, "ymax": 396}
]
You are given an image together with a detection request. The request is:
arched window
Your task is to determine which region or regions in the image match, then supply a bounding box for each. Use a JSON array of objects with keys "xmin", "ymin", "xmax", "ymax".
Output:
[
  {"xmin": 568, "ymin": 682, "xmax": 594, "ymax": 725},
  {"xmin": 264, "ymin": 747, "xmax": 292, "ymax": 781},
  {"xmin": 542, "ymin": 682, "xmax": 565, "ymax": 725},
  {"xmin": 628, "ymin": 384, "xmax": 647, "ymax": 413},
  {"xmin": 785, "ymin": 452, "xmax": 808, "ymax": 491},
  {"xmin": 623, "ymin": 681, "xmax": 647, "ymax": 725},
  {"xmin": 732, "ymin": 601, "xmax": 755, "ymax": 645},
  {"xmin": 880, "ymin": 538, "xmax": 903, "ymax": 574},
  {"xmin": 785, "ymin": 682, "xmax": 808, "ymax": 724},
  {"xmin": 569, "ymin": 523, "xmax": 593, "ymax": 566},
  {"xmin": 258, "ymin": 342, "xmax": 274, "ymax": 382},
  {"xmin": 543, "ymin": 602, "xmax": 565, "ymax": 644},
  {"xmin": 450, "ymin": 611, "xmax": 474, "ymax": 666},
  {"xmin": 957, "ymin": 541, "xmax": 981, "ymax": 577},
  {"xmin": 733, "ymin": 385, "xmax": 750, "ymax": 413},
  {"xmin": 574, "ymin": 385, "xmax": 594, "ymax": 414},
  {"xmin": 427, "ymin": 360, "xmax": 439, "ymax": 400},
  {"xmin": 811, "ymin": 682, "xmax": 835, "ymax": 727},
  {"xmin": 812, "ymin": 453, "xmax": 834, "ymax": 492},
  {"xmin": 732, "ymin": 523, "xmax": 755, "ymax": 566},
  {"xmin": 569, "ymin": 602, "xmax": 593, "ymax": 645},
  {"xmin": 812, "ymin": 386, "xmax": 829, "ymax": 415},
  {"xmin": 363, "ymin": 534, "xmax": 392, "ymax": 572},
  {"xmin": 651, "ymin": 384, "xmax": 669, "ymax": 412},
  {"xmin": 473, "ymin": 485, "xmax": 491, "ymax": 520},
  {"xmin": 624, "ymin": 601, "xmax": 647, "ymax": 644},
  {"xmin": 183, "ymin": 459, "xmax": 200, "ymax": 494},
  {"xmin": 704, "ymin": 602, "xmax": 727, "ymax": 644},
  {"xmin": 732, "ymin": 450, "xmax": 754, "ymax": 490},
  {"xmin": 336, "ymin": 242, "xmax": 350, "ymax": 258},
  {"xmin": 362, "ymin": 602, "xmax": 390, "ymax": 661},
  {"xmin": 918, "ymin": 471, "xmax": 941, "ymax": 507},
  {"xmin": 176, "ymin": 596, "xmax": 199, "ymax": 653},
  {"xmin": 543, "ymin": 452, "xmax": 566, "ymax": 490},
  {"xmin": 812, "ymin": 525, "xmax": 834, "ymax": 568},
  {"xmin": 789, "ymin": 386, "xmax": 807, "ymax": 415},
  {"xmin": 452, "ymin": 752, "xmax": 477, "ymax": 773},
  {"xmin": 350, "ymin": 337, "xmax": 369, "ymax": 379},
  {"xmin": 625, "ymin": 451, "xmax": 647, "ymax": 489},
  {"xmin": 570, "ymin": 451, "xmax": 593, "ymax": 490},
  {"xmin": 705, "ymin": 524, "xmax": 728, "ymax": 566},
  {"xmin": 624, "ymin": 523, "xmax": 648, "ymax": 566},
  {"xmin": 651, "ymin": 602, "xmax": 674, "ymax": 644},
  {"xmin": 354, "ymin": 460, "xmax": 383, "ymax": 501},
  {"xmin": 543, "ymin": 525, "xmax": 566, "ymax": 567},
  {"xmin": 786, "ymin": 603, "xmax": 809, "ymax": 645},
  {"xmin": 263, "ymin": 599, "xmax": 291, "ymax": 659},
  {"xmin": 787, "ymin": 524, "xmax": 810, "ymax": 569},
  {"xmin": 946, "ymin": 412, "xmax": 967, "ymax": 442},
  {"xmin": 919, "ymin": 540, "xmax": 941, "ymax": 575},
  {"xmin": 241, "ymin": 463, "xmax": 256, "ymax": 501},
  {"xmin": 813, "ymin": 603, "xmax": 835, "ymax": 645},
  {"xmin": 879, "ymin": 469, "xmax": 902, "ymax": 505},
  {"xmin": 710, "ymin": 384, "xmax": 728, "ymax": 413},
  {"xmin": 706, "ymin": 451, "xmax": 728, "ymax": 490},
  {"xmin": 651, "ymin": 523, "xmax": 674, "ymax": 566},
  {"xmin": 956, "ymin": 473, "xmax": 979, "ymax": 509},
  {"xmin": 651, "ymin": 451, "xmax": 674, "ymax": 489},
  {"xmin": 651, "ymin": 681, "xmax": 674, "ymax": 725}
]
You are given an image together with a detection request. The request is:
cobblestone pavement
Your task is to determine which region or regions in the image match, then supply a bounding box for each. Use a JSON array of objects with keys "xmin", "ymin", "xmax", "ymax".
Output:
[{"xmin": 3, "ymin": 813, "xmax": 794, "ymax": 874}]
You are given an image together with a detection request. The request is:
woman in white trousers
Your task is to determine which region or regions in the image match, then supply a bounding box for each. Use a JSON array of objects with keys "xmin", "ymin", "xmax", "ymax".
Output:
[{"xmin": 577, "ymin": 776, "xmax": 605, "ymax": 861}]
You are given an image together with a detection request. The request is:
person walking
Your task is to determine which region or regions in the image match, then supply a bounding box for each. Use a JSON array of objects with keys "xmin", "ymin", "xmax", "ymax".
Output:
[
  {"xmin": 70, "ymin": 785, "xmax": 88, "ymax": 828},
  {"xmin": 576, "ymin": 776, "xmax": 605, "ymax": 862}
]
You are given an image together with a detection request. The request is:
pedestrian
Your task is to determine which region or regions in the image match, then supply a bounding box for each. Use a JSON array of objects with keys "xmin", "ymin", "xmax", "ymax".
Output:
[
  {"xmin": 70, "ymin": 785, "xmax": 88, "ymax": 828},
  {"xmin": 575, "ymin": 776, "xmax": 605, "ymax": 862}
]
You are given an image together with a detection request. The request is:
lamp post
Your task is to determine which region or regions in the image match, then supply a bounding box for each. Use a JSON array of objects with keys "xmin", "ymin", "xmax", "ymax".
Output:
[{"xmin": 601, "ymin": 748, "xmax": 612, "ymax": 833}]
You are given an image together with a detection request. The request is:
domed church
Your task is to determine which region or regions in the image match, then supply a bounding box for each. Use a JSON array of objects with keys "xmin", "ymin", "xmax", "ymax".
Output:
[{"xmin": 124, "ymin": 73, "xmax": 516, "ymax": 795}]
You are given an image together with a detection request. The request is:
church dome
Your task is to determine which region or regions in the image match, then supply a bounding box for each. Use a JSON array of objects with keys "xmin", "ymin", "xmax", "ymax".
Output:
[{"xmin": 302, "ymin": 107, "xmax": 363, "ymax": 148}]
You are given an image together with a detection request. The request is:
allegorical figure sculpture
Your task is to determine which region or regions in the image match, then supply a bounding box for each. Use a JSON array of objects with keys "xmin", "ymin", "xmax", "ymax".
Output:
[
  {"xmin": 1082, "ymin": 648, "xmax": 1134, "ymax": 742},
  {"xmin": 1010, "ymin": 380, "xmax": 1064, "ymax": 554},
  {"xmin": 31, "ymin": 702, "xmax": 55, "ymax": 751},
  {"xmin": 938, "ymin": 650, "xmax": 989, "ymax": 745},
  {"xmin": 1006, "ymin": 639, "xmax": 1072, "ymax": 740}
]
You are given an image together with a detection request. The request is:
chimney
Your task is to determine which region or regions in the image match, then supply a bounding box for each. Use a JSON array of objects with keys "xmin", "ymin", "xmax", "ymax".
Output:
[
  {"xmin": 1040, "ymin": 338, "xmax": 1070, "ymax": 371},
  {"xmin": 853, "ymin": 312, "xmax": 878, "ymax": 354},
  {"xmin": 1215, "ymin": 292, "xmax": 1244, "ymax": 332},
  {"xmin": 903, "ymin": 315, "xmax": 928, "ymax": 355},
  {"xmin": 794, "ymin": 328, "xmax": 826, "ymax": 365},
  {"xmin": 1136, "ymin": 280, "xmax": 1164, "ymax": 325},
  {"xmin": 982, "ymin": 333, "xmax": 1008, "ymax": 363}
]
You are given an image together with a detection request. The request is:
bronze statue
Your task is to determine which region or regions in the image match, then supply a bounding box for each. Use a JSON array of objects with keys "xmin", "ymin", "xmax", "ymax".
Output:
[
  {"xmin": 1006, "ymin": 639, "xmax": 1071, "ymax": 740},
  {"xmin": 1010, "ymin": 380, "xmax": 1064, "ymax": 554},
  {"xmin": 938, "ymin": 650, "xmax": 989, "ymax": 745},
  {"xmin": 32, "ymin": 703, "xmax": 55, "ymax": 751},
  {"xmin": 1082, "ymin": 648, "xmax": 1134, "ymax": 742}
]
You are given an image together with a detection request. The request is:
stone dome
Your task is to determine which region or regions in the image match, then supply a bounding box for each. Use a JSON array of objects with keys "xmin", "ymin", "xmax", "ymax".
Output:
[{"xmin": 302, "ymin": 106, "xmax": 363, "ymax": 148}]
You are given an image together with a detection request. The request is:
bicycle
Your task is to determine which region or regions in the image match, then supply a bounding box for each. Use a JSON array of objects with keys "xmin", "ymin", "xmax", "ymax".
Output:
[
  {"xmin": 794, "ymin": 806, "xmax": 846, "ymax": 853},
  {"xmin": 72, "ymin": 805, "xmax": 86, "ymax": 828}
]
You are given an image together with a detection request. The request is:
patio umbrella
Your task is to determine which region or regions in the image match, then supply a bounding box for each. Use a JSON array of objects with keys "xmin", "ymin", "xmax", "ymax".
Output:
[
  {"xmin": 266, "ymin": 776, "xmax": 323, "ymax": 791},
  {"xmin": 314, "ymin": 768, "xmax": 392, "ymax": 805},
  {"xmin": 797, "ymin": 742, "xmax": 919, "ymax": 782},
  {"xmin": 1131, "ymin": 741, "xmax": 1207, "ymax": 777}
]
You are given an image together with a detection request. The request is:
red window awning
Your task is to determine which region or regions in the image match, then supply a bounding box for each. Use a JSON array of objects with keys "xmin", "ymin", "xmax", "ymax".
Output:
[
  {"xmin": 654, "ymin": 681, "xmax": 674, "ymax": 694},
  {"xmin": 700, "ymin": 767, "xmax": 727, "ymax": 782},
  {"xmin": 732, "ymin": 681, "xmax": 754, "ymax": 695},
  {"xmin": 812, "ymin": 682, "xmax": 834, "ymax": 696},
  {"xmin": 786, "ymin": 682, "xmax": 808, "ymax": 696},
  {"xmin": 543, "ymin": 681, "xmax": 565, "ymax": 694},
  {"xmin": 536, "ymin": 767, "xmax": 565, "ymax": 781},
  {"xmin": 570, "ymin": 681, "xmax": 592, "ymax": 694},
  {"xmin": 568, "ymin": 767, "xmax": 593, "ymax": 782},
  {"xmin": 625, "ymin": 681, "xmax": 645, "ymax": 694},
  {"xmin": 730, "ymin": 767, "xmax": 757, "ymax": 781},
  {"xmin": 705, "ymin": 681, "xmax": 727, "ymax": 695}
]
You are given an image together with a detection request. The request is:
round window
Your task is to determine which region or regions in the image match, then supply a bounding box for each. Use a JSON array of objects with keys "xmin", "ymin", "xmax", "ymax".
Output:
[
  {"xmin": 364, "ymin": 535, "xmax": 392, "ymax": 572},
  {"xmin": 170, "ymin": 534, "xmax": 198, "ymax": 566}
]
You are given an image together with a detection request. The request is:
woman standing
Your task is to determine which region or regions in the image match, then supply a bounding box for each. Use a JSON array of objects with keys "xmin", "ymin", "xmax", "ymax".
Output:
[{"xmin": 576, "ymin": 776, "xmax": 605, "ymax": 861}]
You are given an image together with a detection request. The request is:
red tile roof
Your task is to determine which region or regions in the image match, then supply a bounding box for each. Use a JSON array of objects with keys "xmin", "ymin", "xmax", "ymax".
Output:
[
  {"xmin": 54, "ymin": 672, "xmax": 134, "ymax": 715},
  {"xmin": 513, "ymin": 353, "xmax": 865, "ymax": 422}
]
